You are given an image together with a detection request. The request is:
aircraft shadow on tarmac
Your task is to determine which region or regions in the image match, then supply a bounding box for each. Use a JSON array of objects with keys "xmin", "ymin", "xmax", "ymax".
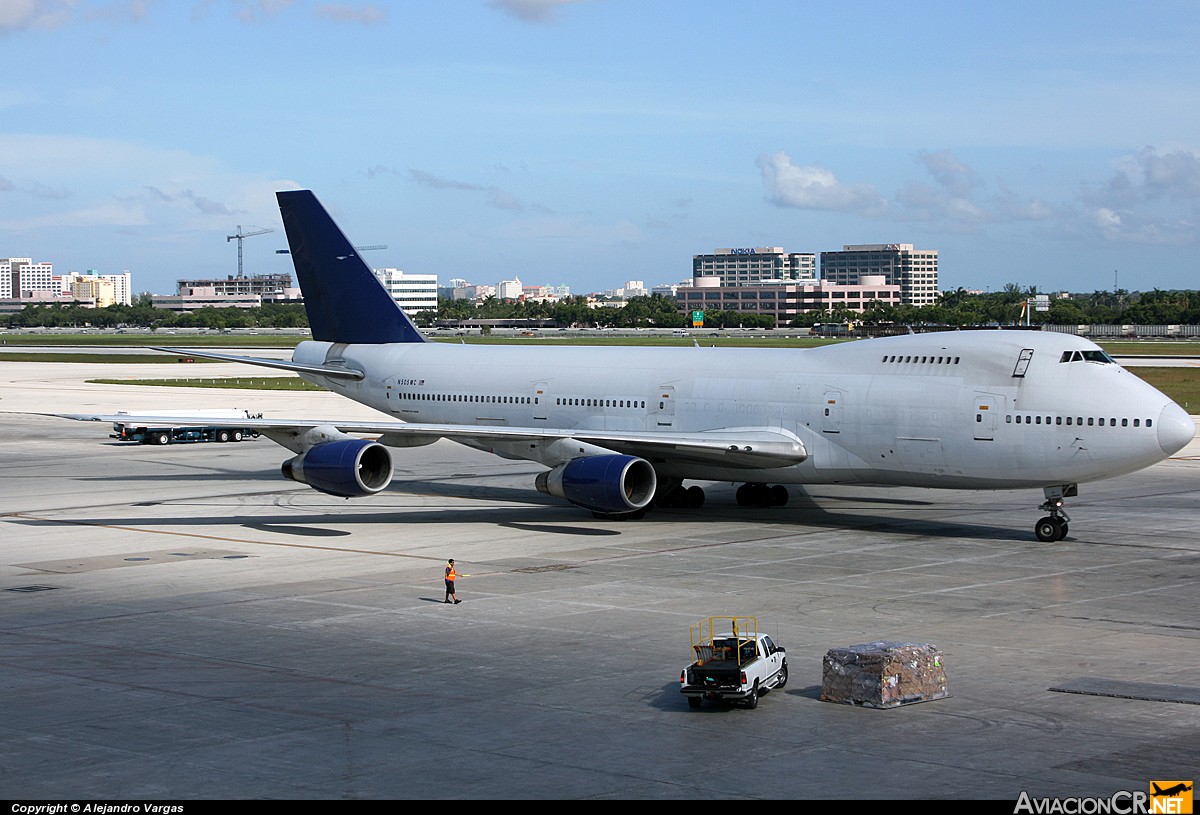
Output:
[
  {"xmin": 11, "ymin": 494, "xmax": 1022, "ymax": 542},
  {"xmin": 41, "ymin": 459, "xmax": 1024, "ymax": 542}
]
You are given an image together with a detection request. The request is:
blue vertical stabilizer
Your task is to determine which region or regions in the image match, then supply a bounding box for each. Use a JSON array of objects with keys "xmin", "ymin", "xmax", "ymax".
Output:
[{"xmin": 277, "ymin": 189, "xmax": 427, "ymax": 344}]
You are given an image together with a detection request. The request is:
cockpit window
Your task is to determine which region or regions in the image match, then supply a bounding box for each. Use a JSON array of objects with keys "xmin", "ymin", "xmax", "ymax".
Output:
[{"xmin": 1060, "ymin": 350, "xmax": 1115, "ymax": 364}]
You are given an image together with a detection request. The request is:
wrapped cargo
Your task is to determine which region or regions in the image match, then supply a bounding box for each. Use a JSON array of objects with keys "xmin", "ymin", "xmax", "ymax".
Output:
[{"xmin": 821, "ymin": 641, "xmax": 949, "ymax": 708}]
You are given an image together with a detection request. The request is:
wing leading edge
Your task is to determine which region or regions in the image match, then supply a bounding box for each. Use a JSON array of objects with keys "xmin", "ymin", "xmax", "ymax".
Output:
[{"xmin": 54, "ymin": 412, "xmax": 807, "ymax": 470}]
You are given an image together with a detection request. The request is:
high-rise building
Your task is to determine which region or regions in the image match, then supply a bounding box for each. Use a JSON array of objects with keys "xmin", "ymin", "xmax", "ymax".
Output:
[
  {"xmin": 497, "ymin": 278, "xmax": 523, "ymax": 300},
  {"xmin": 693, "ymin": 247, "xmax": 817, "ymax": 286},
  {"xmin": 176, "ymin": 273, "xmax": 294, "ymax": 297},
  {"xmin": 373, "ymin": 268, "xmax": 438, "ymax": 313},
  {"xmin": 820, "ymin": 244, "xmax": 939, "ymax": 306},
  {"xmin": 0, "ymin": 258, "xmax": 55, "ymax": 298},
  {"xmin": 62, "ymin": 271, "xmax": 133, "ymax": 306}
]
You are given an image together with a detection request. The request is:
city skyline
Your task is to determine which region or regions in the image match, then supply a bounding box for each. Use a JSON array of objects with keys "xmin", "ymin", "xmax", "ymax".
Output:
[{"xmin": 2, "ymin": 1, "xmax": 1198, "ymax": 298}]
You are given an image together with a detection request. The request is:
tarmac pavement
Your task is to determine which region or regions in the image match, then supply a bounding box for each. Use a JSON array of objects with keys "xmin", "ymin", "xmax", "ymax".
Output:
[{"xmin": 1, "ymin": 359, "xmax": 1198, "ymax": 801}]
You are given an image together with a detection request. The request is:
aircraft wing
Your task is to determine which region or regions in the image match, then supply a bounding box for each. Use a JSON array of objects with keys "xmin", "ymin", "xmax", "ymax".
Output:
[{"xmin": 52, "ymin": 412, "xmax": 807, "ymax": 470}]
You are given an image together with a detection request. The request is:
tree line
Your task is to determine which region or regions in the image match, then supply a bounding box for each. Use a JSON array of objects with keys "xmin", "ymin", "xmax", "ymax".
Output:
[{"xmin": 4, "ymin": 287, "xmax": 1200, "ymax": 331}]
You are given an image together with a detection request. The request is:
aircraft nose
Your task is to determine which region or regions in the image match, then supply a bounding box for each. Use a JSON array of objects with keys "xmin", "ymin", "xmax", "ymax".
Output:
[{"xmin": 1157, "ymin": 402, "xmax": 1195, "ymax": 456}]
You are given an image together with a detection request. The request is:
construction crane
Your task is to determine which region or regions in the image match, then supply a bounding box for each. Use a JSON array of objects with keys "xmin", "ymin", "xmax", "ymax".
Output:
[
  {"xmin": 226, "ymin": 225, "xmax": 275, "ymax": 278},
  {"xmin": 275, "ymin": 244, "xmax": 387, "ymax": 255}
]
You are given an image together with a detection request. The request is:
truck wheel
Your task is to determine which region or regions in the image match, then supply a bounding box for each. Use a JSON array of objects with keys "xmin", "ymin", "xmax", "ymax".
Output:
[
  {"xmin": 687, "ymin": 696, "xmax": 701, "ymax": 709},
  {"xmin": 232, "ymin": 431, "xmax": 243, "ymax": 442},
  {"xmin": 776, "ymin": 661, "xmax": 788, "ymax": 688},
  {"xmin": 745, "ymin": 682, "xmax": 759, "ymax": 709},
  {"xmin": 216, "ymin": 430, "xmax": 230, "ymax": 443},
  {"xmin": 154, "ymin": 432, "xmax": 170, "ymax": 445}
]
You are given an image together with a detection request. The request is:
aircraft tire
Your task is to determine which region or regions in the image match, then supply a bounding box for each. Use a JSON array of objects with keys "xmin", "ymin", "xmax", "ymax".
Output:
[{"xmin": 1035, "ymin": 516, "xmax": 1062, "ymax": 542}]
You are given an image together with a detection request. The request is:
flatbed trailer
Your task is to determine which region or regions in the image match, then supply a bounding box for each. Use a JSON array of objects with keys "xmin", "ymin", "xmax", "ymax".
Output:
[
  {"xmin": 112, "ymin": 423, "xmax": 261, "ymax": 445},
  {"xmin": 110, "ymin": 410, "xmax": 263, "ymax": 445}
]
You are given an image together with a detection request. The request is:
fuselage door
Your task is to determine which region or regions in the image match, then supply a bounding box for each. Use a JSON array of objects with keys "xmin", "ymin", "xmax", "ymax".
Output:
[
  {"xmin": 822, "ymin": 390, "xmax": 841, "ymax": 433},
  {"xmin": 653, "ymin": 385, "xmax": 675, "ymax": 427},
  {"xmin": 1012, "ymin": 349, "xmax": 1034, "ymax": 377},
  {"xmin": 533, "ymin": 381, "xmax": 548, "ymax": 420},
  {"xmin": 973, "ymin": 393, "xmax": 1001, "ymax": 441}
]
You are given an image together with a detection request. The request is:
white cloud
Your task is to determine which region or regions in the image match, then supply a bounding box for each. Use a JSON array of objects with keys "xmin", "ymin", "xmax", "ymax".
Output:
[
  {"xmin": 0, "ymin": 0, "xmax": 72, "ymax": 32},
  {"xmin": 487, "ymin": 0, "xmax": 589, "ymax": 24},
  {"xmin": 756, "ymin": 151, "xmax": 885, "ymax": 214}
]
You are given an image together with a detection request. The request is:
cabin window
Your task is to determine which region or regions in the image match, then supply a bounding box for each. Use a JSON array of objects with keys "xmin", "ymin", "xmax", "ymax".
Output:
[
  {"xmin": 1006, "ymin": 415, "xmax": 1012, "ymax": 423},
  {"xmin": 1147, "ymin": 419, "xmax": 1153, "ymax": 428},
  {"xmin": 1098, "ymin": 418, "xmax": 1105, "ymax": 426},
  {"xmin": 1056, "ymin": 417, "xmax": 1062, "ymax": 425},
  {"xmin": 1133, "ymin": 419, "xmax": 1140, "ymax": 427},
  {"xmin": 1110, "ymin": 417, "xmax": 1116, "ymax": 426},
  {"xmin": 1088, "ymin": 418, "xmax": 1094, "ymax": 426},
  {"xmin": 1066, "ymin": 417, "xmax": 1073, "ymax": 425},
  {"xmin": 1122, "ymin": 418, "xmax": 1128, "ymax": 427},
  {"xmin": 1035, "ymin": 416, "xmax": 1042, "ymax": 424}
]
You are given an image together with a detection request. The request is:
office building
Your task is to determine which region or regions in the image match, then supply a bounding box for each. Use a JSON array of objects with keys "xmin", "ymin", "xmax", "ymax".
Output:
[
  {"xmin": 820, "ymin": 244, "xmax": 939, "ymax": 306},
  {"xmin": 675, "ymin": 276, "xmax": 901, "ymax": 324},
  {"xmin": 693, "ymin": 247, "xmax": 817, "ymax": 286}
]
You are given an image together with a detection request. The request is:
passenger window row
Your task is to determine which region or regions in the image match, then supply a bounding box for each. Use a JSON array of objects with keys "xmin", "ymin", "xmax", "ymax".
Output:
[
  {"xmin": 1003, "ymin": 414, "xmax": 1153, "ymax": 428},
  {"xmin": 881, "ymin": 354, "xmax": 961, "ymax": 364},
  {"xmin": 392, "ymin": 392, "xmax": 535, "ymax": 405},
  {"xmin": 555, "ymin": 398, "xmax": 647, "ymax": 409}
]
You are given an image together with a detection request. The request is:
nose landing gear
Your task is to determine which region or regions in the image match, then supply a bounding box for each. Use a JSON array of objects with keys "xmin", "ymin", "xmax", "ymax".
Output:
[{"xmin": 1035, "ymin": 484, "xmax": 1076, "ymax": 542}]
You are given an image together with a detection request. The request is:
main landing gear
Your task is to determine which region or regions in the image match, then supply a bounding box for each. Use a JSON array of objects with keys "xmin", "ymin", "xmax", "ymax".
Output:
[
  {"xmin": 736, "ymin": 482, "xmax": 789, "ymax": 508},
  {"xmin": 1034, "ymin": 484, "xmax": 1076, "ymax": 542}
]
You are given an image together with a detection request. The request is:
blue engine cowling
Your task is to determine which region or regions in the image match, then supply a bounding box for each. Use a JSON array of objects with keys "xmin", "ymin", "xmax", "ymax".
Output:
[
  {"xmin": 534, "ymin": 454, "xmax": 656, "ymax": 514},
  {"xmin": 281, "ymin": 439, "xmax": 394, "ymax": 498}
]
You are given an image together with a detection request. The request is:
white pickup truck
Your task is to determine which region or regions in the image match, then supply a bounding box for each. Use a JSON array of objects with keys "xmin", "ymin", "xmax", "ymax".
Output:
[{"xmin": 679, "ymin": 616, "xmax": 788, "ymax": 709}]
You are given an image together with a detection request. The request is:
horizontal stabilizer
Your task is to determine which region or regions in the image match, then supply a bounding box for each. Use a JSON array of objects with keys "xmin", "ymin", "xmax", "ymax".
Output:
[{"xmin": 149, "ymin": 347, "xmax": 364, "ymax": 380}]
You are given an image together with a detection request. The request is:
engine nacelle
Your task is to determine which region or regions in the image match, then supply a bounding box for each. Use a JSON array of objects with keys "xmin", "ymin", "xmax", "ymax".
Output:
[
  {"xmin": 534, "ymin": 454, "xmax": 656, "ymax": 514},
  {"xmin": 281, "ymin": 438, "xmax": 394, "ymax": 498}
]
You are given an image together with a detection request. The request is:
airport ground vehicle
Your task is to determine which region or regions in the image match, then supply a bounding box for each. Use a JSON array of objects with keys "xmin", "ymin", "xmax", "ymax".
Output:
[
  {"xmin": 111, "ymin": 409, "xmax": 263, "ymax": 445},
  {"xmin": 679, "ymin": 616, "xmax": 787, "ymax": 709}
]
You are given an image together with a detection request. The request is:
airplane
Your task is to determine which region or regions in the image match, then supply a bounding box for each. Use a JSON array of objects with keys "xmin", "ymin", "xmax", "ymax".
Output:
[
  {"xmin": 58, "ymin": 189, "xmax": 1196, "ymax": 542},
  {"xmin": 1152, "ymin": 783, "xmax": 1193, "ymax": 797}
]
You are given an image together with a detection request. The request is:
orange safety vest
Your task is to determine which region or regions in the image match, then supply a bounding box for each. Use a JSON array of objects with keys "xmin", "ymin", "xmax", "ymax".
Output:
[{"xmin": 445, "ymin": 565, "xmax": 457, "ymax": 581}]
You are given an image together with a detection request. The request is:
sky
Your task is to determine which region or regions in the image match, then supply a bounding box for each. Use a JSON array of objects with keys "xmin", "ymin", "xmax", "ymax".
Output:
[{"xmin": 2, "ymin": 0, "xmax": 1199, "ymax": 299}]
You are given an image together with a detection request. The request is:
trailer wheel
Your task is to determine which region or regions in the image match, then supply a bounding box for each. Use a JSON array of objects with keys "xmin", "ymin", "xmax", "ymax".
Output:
[
  {"xmin": 216, "ymin": 430, "xmax": 231, "ymax": 443},
  {"xmin": 232, "ymin": 431, "xmax": 243, "ymax": 442},
  {"xmin": 687, "ymin": 696, "xmax": 701, "ymax": 710},
  {"xmin": 154, "ymin": 432, "xmax": 170, "ymax": 445}
]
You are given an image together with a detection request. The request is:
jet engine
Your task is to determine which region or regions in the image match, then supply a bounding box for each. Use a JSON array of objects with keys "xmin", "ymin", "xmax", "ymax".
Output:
[
  {"xmin": 281, "ymin": 438, "xmax": 394, "ymax": 498},
  {"xmin": 534, "ymin": 454, "xmax": 656, "ymax": 514}
]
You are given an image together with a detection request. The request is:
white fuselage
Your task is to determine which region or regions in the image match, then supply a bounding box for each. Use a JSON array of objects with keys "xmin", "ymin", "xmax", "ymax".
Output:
[{"xmin": 291, "ymin": 330, "xmax": 1193, "ymax": 491}]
